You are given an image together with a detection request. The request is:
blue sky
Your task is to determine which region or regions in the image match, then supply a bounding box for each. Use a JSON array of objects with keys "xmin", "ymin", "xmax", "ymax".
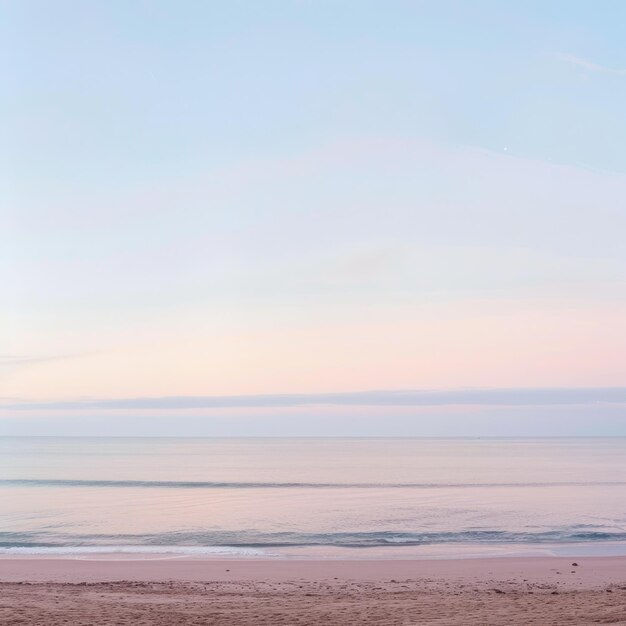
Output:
[
  {"xmin": 4, "ymin": 0, "xmax": 626, "ymax": 183},
  {"xmin": 2, "ymin": 1, "xmax": 626, "ymax": 435}
]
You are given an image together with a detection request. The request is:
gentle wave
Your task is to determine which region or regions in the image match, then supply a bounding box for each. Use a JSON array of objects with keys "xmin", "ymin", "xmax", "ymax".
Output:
[
  {"xmin": 4, "ymin": 529, "xmax": 626, "ymax": 550},
  {"xmin": 4, "ymin": 479, "xmax": 626, "ymax": 489}
]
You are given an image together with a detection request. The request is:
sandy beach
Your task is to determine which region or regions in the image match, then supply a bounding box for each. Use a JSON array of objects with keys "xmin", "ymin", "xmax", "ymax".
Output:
[{"xmin": 2, "ymin": 555, "xmax": 626, "ymax": 625}]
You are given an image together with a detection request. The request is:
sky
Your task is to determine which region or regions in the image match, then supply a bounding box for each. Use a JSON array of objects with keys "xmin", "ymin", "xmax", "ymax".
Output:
[{"xmin": 1, "ymin": 0, "xmax": 626, "ymax": 436}]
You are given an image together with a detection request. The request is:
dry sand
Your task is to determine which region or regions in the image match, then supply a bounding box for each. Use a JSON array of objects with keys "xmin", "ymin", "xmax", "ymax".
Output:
[{"xmin": 2, "ymin": 556, "xmax": 626, "ymax": 625}]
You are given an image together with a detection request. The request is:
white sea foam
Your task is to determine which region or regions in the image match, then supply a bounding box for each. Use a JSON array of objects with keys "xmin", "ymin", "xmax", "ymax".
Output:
[{"xmin": 0, "ymin": 545, "xmax": 270, "ymax": 557}]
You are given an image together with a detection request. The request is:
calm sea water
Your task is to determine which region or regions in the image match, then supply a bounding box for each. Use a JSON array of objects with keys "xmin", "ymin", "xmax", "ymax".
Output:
[{"xmin": 2, "ymin": 437, "xmax": 626, "ymax": 559}]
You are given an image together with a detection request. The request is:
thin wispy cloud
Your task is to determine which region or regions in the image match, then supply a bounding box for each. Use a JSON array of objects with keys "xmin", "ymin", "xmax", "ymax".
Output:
[
  {"xmin": 0, "ymin": 354, "xmax": 95, "ymax": 377},
  {"xmin": 0, "ymin": 355, "xmax": 65, "ymax": 366},
  {"xmin": 3, "ymin": 388, "xmax": 626, "ymax": 411},
  {"xmin": 0, "ymin": 353, "xmax": 94, "ymax": 366},
  {"xmin": 558, "ymin": 53, "xmax": 626, "ymax": 76}
]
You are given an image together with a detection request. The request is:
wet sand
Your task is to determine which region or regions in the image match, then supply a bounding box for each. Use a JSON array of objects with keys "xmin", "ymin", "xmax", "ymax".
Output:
[{"xmin": 2, "ymin": 556, "xmax": 626, "ymax": 624}]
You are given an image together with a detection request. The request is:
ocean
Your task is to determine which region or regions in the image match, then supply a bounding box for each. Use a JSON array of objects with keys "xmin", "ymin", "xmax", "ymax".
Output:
[{"xmin": 2, "ymin": 437, "xmax": 626, "ymax": 559}]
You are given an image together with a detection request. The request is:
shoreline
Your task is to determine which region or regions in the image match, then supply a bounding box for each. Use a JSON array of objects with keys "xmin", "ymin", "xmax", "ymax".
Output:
[
  {"xmin": 2, "ymin": 554, "xmax": 626, "ymax": 588},
  {"xmin": 2, "ymin": 556, "xmax": 626, "ymax": 624}
]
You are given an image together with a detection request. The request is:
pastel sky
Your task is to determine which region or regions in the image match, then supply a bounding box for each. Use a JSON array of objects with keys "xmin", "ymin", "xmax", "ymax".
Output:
[{"xmin": 2, "ymin": 1, "xmax": 626, "ymax": 435}]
